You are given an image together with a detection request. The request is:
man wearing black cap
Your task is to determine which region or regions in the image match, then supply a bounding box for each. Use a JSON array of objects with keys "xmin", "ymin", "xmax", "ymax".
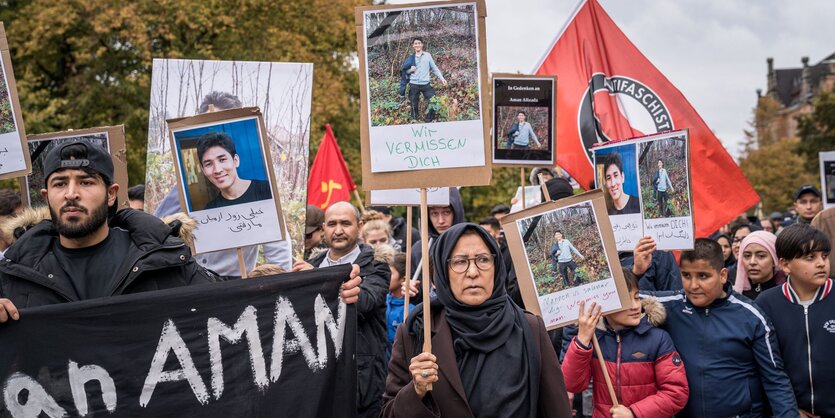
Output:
[
  {"xmin": 793, "ymin": 185, "xmax": 823, "ymax": 224},
  {"xmin": 0, "ymin": 140, "xmax": 217, "ymax": 321}
]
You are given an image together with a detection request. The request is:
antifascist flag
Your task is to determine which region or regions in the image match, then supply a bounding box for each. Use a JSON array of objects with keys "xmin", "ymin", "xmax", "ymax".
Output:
[
  {"xmin": 308, "ymin": 124, "xmax": 357, "ymax": 210},
  {"xmin": 535, "ymin": 0, "xmax": 759, "ymax": 236},
  {"xmin": 0, "ymin": 266, "xmax": 357, "ymax": 417}
]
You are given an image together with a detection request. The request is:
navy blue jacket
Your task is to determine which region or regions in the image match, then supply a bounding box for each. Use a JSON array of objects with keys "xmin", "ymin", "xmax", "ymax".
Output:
[
  {"xmin": 757, "ymin": 278, "xmax": 835, "ymax": 417},
  {"xmin": 649, "ymin": 282, "xmax": 798, "ymax": 418},
  {"xmin": 399, "ymin": 54, "xmax": 415, "ymax": 96},
  {"xmin": 619, "ymin": 250, "xmax": 683, "ymax": 292}
]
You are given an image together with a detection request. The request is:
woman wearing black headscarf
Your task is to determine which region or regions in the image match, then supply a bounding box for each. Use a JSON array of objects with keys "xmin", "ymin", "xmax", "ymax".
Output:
[{"xmin": 382, "ymin": 223, "xmax": 571, "ymax": 417}]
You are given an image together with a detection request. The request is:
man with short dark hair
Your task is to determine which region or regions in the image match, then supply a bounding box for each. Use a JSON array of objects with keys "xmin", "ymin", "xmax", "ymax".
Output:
[
  {"xmin": 304, "ymin": 201, "xmax": 389, "ymax": 418},
  {"xmin": 603, "ymin": 151, "xmax": 640, "ymax": 215},
  {"xmin": 654, "ymin": 159, "xmax": 674, "ymax": 217},
  {"xmin": 196, "ymin": 132, "xmax": 272, "ymax": 210},
  {"xmin": 793, "ymin": 185, "xmax": 823, "ymax": 224},
  {"xmin": 0, "ymin": 140, "xmax": 217, "ymax": 320},
  {"xmin": 127, "ymin": 184, "xmax": 145, "ymax": 211},
  {"xmin": 491, "ymin": 203, "xmax": 511, "ymax": 220},
  {"xmin": 401, "ymin": 37, "xmax": 447, "ymax": 122}
]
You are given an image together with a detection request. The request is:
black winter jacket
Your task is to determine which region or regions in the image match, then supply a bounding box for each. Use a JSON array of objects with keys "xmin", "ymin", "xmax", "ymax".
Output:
[
  {"xmin": 0, "ymin": 209, "xmax": 215, "ymax": 307},
  {"xmin": 309, "ymin": 243, "xmax": 390, "ymax": 418}
]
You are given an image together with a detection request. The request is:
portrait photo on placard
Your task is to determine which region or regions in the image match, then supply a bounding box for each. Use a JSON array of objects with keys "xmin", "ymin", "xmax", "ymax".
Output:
[
  {"xmin": 25, "ymin": 133, "xmax": 108, "ymax": 207},
  {"xmin": 0, "ymin": 24, "xmax": 30, "ymax": 178},
  {"xmin": 516, "ymin": 200, "xmax": 612, "ymax": 295},
  {"xmin": 594, "ymin": 144, "xmax": 640, "ymax": 217},
  {"xmin": 492, "ymin": 77, "xmax": 555, "ymax": 165},
  {"xmin": 819, "ymin": 151, "xmax": 835, "ymax": 207},
  {"xmin": 638, "ymin": 136, "xmax": 691, "ymax": 220},
  {"xmin": 360, "ymin": 1, "xmax": 488, "ymax": 176},
  {"xmin": 173, "ymin": 118, "xmax": 272, "ymax": 213}
]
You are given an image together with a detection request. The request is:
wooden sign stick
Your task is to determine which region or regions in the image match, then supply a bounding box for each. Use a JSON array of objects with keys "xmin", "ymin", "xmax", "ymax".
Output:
[
  {"xmin": 539, "ymin": 173, "xmax": 551, "ymax": 201},
  {"xmin": 521, "ymin": 168, "xmax": 527, "ymax": 209},
  {"xmin": 236, "ymin": 247, "xmax": 248, "ymax": 279},
  {"xmin": 353, "ymin": 189, "xmax": 366, "ymax": 213},
  {"xmin": 592, "ymin": 333, "xmax": 619, "ymax": 406},
  {"xmin": 403, "ymin": 206, "xmax": 413, "ymax": 320},
  {"xmin": 420, "ymin": 187, "xmax": 433, "ymax": 391}
]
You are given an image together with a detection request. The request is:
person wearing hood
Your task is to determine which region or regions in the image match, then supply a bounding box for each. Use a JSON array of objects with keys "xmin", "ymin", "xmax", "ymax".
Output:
[
  {"xmin": 409, "ymin": 187, "xmax": 466, "ymax": 281},
  {"xmin": 734, "ymin": 231, "xmax": 786, "ymax": 300},
  {"xmin": 382, "ymin": 223, "xmax": 571, "ymax": 417}
]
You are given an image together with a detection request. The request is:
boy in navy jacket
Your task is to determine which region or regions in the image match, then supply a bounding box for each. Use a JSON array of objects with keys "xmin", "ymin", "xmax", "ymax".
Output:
[
  {"xmin": 646, "ymin": 238, "xmax": 798, "ymax": 417},
  {"xmin": 757, "ymin": 224, "xmax": 834, "ymax": 418}
]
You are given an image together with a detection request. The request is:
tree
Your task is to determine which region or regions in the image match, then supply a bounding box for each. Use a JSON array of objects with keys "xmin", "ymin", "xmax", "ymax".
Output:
[
  {"xmin": 739, "ymin": 137, "xmax": 815, "ymax": 213},
  {"xmin": 795, "ymin": 89, "xmax": 835, "ymax": 174},
  {"xmin": 4, "ymin": 0, "xmax": 370, "ymax": 185}
]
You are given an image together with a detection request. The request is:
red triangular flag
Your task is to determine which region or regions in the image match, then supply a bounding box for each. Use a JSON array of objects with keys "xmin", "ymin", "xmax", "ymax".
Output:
[
  {"xmin": 535, "ymin": 0, "xmax": 759, "ymax": 236},
  {"xmin": 307, "ymin": 124, "xmax": 357, "ymax": 210}
]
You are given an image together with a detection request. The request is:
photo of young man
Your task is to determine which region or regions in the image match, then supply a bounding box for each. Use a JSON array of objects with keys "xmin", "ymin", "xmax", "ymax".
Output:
[
  {"xmin": 401, "ymin": 37, "xmax": 447, "ymax": 123},
  {"xmin": 197, "ymin": 131, "xmax": 272, "ymax": 210},
  {"xmin": 602, "ymin": 151, "xmax": 640, "ymax": 216},
  {"xmin": 654, "ymin": 159, "xmax": 675, "ymax": 217}
]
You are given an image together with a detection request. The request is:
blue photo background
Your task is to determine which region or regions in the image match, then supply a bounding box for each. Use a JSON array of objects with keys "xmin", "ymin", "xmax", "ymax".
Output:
[
  {"xmin": 174, "ymin": 117, "xmax": 268, "ymax": 212},
  {"xmin": 594, "ymin": 143, "xmax": 638, "ymax": 197}
]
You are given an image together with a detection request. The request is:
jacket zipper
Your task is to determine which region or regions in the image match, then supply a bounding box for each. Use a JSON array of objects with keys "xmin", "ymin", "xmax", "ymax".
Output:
[
  {"xmin": 616, "ymin": 333, "xmax": 622, "ymax": 402},
  {"xmin": 803, "ymin": 305, "xmax": 815, "ymax": 415}
]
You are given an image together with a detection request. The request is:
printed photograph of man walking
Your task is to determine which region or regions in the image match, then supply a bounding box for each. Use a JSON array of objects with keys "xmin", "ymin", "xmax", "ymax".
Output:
[
  {"xmin": 363, "ymin": 2, "xmax": 482, "ymax": 126},
  {"xmin": 638, "ymin": 136, "xmax": 691, "ymax": 219},
  {"xmin": 517, "ymin": 201, "xmax": 612, "ymax": 295}
]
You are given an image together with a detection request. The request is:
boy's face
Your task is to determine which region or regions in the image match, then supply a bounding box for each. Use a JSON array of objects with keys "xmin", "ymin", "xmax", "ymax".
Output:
[
  {"xmin": 606, "ymin": 289, "xmax": 642, "ymax": 328},
  {"xmin": 412, "ymin": 39, "xmax": 423, "ymax": 52},
  {"xmin": 780, "ymin": 250, "xmax": 830, "ymax": 289},
  {"xmin": 604, "ymin": 164, "xmax": 624, "ymax": 201},
  {"xmin": 681, "ymin": 259, "xmax": 727, "ymax": 308},
  {"xmin": 201, "ymin": 146, "xmax": 240, "ymax": 192}
]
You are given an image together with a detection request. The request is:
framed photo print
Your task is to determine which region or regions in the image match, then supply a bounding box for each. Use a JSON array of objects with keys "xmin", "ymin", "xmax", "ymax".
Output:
[
  {"xmin": 492, "ymin": 74, "xmax": 556, "ymax": 166},
  {"xmin": 356, "ymin": 0, "xmax": 492, "ymax": 190},
  {"xmin": 22, "ymin": 126, "xmax": 129, "ymax": 208},
  {"xmin": 819, "ymin": 151, "xmax": 835, "ymax": 209},
  {"xmin": 168, "ymin": 108, "xmax": 285, "ymax": 254},
  {"xmin": 501, "ymin": 190, "xmax": 630, "ymax": 329}
]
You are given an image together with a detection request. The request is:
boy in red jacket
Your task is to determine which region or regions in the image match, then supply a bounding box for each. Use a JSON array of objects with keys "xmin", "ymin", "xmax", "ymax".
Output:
[{"xmin": 562, "ymin": 271, "xmax": 689, "ymax": 418}]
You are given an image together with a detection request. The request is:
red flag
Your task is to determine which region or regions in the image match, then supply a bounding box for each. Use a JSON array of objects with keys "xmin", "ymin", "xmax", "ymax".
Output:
[
  {"xmin": 307, "ymin": 124, "xmax": 356, "ymax": 210},
  {"xmin": 535, "ymin": 0, "xmax": 759, "ymax": 236}
]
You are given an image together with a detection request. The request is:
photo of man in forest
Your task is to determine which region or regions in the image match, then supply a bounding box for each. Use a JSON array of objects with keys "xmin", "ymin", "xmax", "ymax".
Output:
[
  {"xmin": 400, "ymin": 37, "xmax": 447, "ymax": 122},
  {"xmin": 550, "ymin": 230, "xmax": 585, "ymax": 287},
  {"xmin": 654, "ymin": 159, "xmax": 675, "ymax": 217}
]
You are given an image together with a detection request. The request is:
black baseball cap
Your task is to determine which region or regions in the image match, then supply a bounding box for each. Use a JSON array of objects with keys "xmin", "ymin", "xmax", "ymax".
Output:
[
  {"xmin": 43, "ymin": 140, "xmax": 114, "ymax": 186},
  {"xmin": 367, "ymin": 205, "xmax": 392, "ymax": 216},
  {"xmin": 793, "ymin": 185, "xmax": 821, "ymax": 200}
]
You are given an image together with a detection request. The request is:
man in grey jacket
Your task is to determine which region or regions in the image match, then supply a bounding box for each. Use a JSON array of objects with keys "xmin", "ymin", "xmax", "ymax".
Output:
[{"xmin": 403, "ymin": 37, "xmax": 447, "ymax": 122}]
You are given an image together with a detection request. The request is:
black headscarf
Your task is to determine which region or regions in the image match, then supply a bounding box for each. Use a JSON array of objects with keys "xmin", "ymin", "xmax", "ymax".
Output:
[{"xmin": 415, "ymin": 223, "xmax": 540, "ymax": 418}]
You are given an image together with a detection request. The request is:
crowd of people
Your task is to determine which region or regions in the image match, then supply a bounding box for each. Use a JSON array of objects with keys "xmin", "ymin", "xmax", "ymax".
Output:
[{"xmin": 0, "ymin": 142, "xmax": 833, "ymax": 417}]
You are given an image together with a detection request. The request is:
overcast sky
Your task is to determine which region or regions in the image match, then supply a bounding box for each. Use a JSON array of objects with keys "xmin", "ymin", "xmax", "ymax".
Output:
[{"xmin": 386, "ymin": 0, "xmax": 835, "ymax": 159}]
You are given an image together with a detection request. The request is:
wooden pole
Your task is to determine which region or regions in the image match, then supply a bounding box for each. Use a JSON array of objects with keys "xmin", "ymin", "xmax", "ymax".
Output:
[
  {"xmin": 236, "ymin": 247, "xmax": 248, "ymax": 279},
  {"xmin": 420, "ymin": 188, "xmax": 433, "ymax": 392},
  {"xmin": 539, "ymin": 173, "xmax": 551, "ymax": 202},
  {"xmin": 403, "ymin": 206, "xmax": 413, "ymax": 320},
  {"xmin": 520, "ymin": 167, "xmax": 527, "ymax": 209},
  {"xmin": 592, "ymin": 333, "xmax": 619, "ymax": 406},
  {"xmin": 353, "ymin": 189, "xmax": 366, "ymax": 213}
]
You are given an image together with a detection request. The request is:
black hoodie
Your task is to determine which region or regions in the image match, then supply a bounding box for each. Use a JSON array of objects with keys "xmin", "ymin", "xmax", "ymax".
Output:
[{"xmin": 409, "ymin": 187, "xmax": 466, "ymax": 279}]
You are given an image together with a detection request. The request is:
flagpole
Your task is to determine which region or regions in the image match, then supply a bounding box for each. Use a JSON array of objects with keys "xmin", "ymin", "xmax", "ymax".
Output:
[
  {"xmin": 403, "ymin": 206, "xmax": 413, "ymax": 320},
  {"xmin": 352, "ymin": 189, "xmax": 366, "ymax": 213},
  {"xmin": 236, "ymin": 247, "xmax": 248, "ymax": 279},
  {"xmin": 420, "ymin": 187, "xmax": 432, "ymax": 392}
]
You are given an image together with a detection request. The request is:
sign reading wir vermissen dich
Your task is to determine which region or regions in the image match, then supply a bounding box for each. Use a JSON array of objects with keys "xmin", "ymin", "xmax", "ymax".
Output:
[{"xmin": 0, "ymin": 265, "xmax": 357, "ymax": 417}]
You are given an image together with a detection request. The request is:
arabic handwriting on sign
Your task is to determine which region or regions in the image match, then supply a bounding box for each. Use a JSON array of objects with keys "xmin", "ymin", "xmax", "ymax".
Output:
[{"xmin": 0, "ymin": 147, "xmax": 7, "ymax": 154}]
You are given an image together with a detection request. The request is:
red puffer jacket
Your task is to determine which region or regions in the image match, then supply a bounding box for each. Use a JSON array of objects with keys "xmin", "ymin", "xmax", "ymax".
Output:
[{"xmin": 561, "ymin": 297, "xmax": 688, "ymax": 418}]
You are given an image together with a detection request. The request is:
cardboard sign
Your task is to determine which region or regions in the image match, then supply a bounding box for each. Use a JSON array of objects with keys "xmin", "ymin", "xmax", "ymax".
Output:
[
  {"xmin": 592, "ymin": 129, "xmax": 694, "ymax": 251},
  {"xmin": 144, "ymin": 59, "xmax": 312, "ymax": 255},
  {"xmin": 368, "ymin": 187, "xmax": 450, "ymax": 206},
  {"xmin": 355, "ymin": 0, "xmax": 492, "ymax": 189},
  {"xmin": 819, "ymin": 151, "xmax": 835, "ymax": 209},
  {"xmin": 510, "ymin": 186, "xmax": 543, "ymax": 213},
  {"xmin": 168, "ymin": 108, "xmax": 285, "ymax": 254},
  {"xmin": 502, "ymin": 190, "xmax": 629, "ymax": 329},
  {"xmin": 0, "ymin": 266, "xmax": 356, "ymax": 417},
  {"xmin": 0, "ymin": 22, "xmax": 30, "ymax": 179},
  {"xmin": 492, "ymin": 74, "xmax": 557, "ymax": 167},
  {"xmin": 21, "ymin": 126, "xmax": 129, "ymax": 208}
]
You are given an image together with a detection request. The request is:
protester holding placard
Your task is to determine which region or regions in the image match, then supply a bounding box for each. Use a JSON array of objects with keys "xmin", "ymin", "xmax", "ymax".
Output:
[
  {"xmin": 383, "ymin": 223, "xmax": 571, "ymax": 417},
  {"xmin": 304, "ymin": 201, "xmax": 390, "ymax": 418}
]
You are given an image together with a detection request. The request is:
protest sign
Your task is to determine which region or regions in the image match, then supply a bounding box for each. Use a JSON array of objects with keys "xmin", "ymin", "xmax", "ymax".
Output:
[
  {"xmin": 819, "ymin": 151, "xmax": 835, "ymax": 209},
  {"xmin": 22, "ymin": 126, "xmax": 129, "ymax": 208},
  {"xmin": 510, "ymin": 185, "xmax": 543, "ymax": 213},
  {"xmin": 168, "ymin": 108, "xmax": 285, "ymax": 254},
  {"xmin": 593, "ymin": 129, "xmax": 694, "ymax": 251},
  {"xmin": 0, "ymin": 265, "xmax": 356, "ymax": 417},
  {"xmin": 355, "ymin": 0, "xmax": 492, "ymax": 190},
  {"xmin": 492, "ymin": 74, "xmax": 557, "ymax": 167},
  {"xmin": 502, "ymin": 190, "xmax": 629, "ymax": 329},
  {"xmin": 368, "ymin": 187, "xmax": 450, "ymax": 206},
  {"xmin": 144, "ymin": 59, "xmax": 312, "ymax": 254},
  {"xmin": 0, "ymin": 22, "xmax": 30, "ymax": 180}
]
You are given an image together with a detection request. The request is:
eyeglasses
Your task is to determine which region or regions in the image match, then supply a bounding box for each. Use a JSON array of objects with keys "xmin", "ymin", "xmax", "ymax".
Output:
[{"xmin": 447, "ymin": 254, "xmax": 495, "ymax": 273}]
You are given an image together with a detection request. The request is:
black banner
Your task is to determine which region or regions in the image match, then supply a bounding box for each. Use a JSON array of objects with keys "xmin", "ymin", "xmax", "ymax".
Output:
[{"xmin": 0, "ymin": 265, "xmax": 356, "ymax": 417}]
